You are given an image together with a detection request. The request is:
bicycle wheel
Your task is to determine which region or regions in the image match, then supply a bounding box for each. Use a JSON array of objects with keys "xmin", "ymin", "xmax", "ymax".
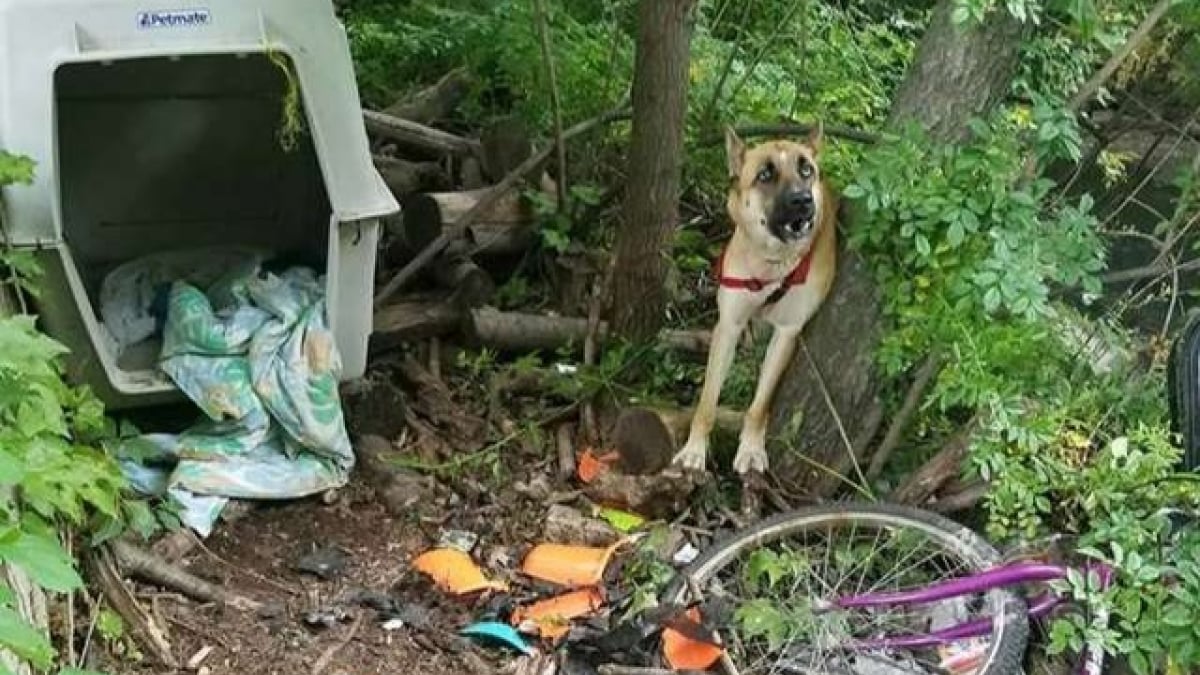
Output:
[{"xmin": 661, "ymin": 502, "xmax": 1029, "ymax": 675}]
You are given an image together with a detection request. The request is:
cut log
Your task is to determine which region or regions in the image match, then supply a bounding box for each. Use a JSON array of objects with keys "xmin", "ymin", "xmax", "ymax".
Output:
[
  {"xmin": 363, "ymin": 110, "xmax": 480, "ymax": 158},
  {"xmin": 432, "ymin": 255, "xmax": 495, "ymax": 308},
  {"xmin": 400, "ymin": 189, "xmax": 539, "ymax": 256},
  {"xmin": 465, "ymin": 307, "xmax": 710, "ymax": 354},
  {"xmin": 383, "ymin": 67, "xmax": 473, "ymax": 125},
  {"xmin": 611, "ymin": 406, "xmax": 744, "ymax": 476},
  {"xmin": 370, "ymin": 298, "xmax": 463, "ymax": 353},
  {"xmin": 373, "ymin": 155, "xmax": 447, "ymax": 196}
]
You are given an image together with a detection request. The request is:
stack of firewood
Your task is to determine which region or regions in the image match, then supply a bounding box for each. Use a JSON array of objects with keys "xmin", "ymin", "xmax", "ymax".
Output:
[{"xmin": 363, "ymin": 72, "xmax": 704, "ymax": 358}]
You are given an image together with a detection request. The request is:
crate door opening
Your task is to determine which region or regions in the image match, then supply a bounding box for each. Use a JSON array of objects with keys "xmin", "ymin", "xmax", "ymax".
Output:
[{"xmin": 55, "ymin": 52, "xmax": 331, "ymax": 377}]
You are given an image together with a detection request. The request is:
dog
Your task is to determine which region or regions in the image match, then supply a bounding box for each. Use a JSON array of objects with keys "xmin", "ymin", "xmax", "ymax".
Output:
[{"xmin": 672, "ymin": 124, "xmax": 837, "ymax": 474}]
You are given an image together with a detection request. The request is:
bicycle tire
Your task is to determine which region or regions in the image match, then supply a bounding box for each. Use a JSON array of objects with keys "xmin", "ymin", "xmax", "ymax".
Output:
[
  {"xmin": 1169, "ymin": 311, "xmax": 1200, "ymax": 471},
  {"xmin": 661, "ymin": 502, "xmax": 1029, "ymax": 675}
]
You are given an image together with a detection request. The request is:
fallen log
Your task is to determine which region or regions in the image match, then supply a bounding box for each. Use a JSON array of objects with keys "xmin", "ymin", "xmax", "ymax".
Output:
[
  {"xmin": 383, "ymin": 67, "xmax": 473, "ymax": 125},
  {"xmin": 370, "ymin": 297, "xmax": 463, "ymax": 353},
  {"xmin": 481, "ymin": 115, "xmax": 535, "ymax": 181},
  {"xmin": 373, "ymin": 155, "xmax": 447, "ymax": 196},
  {"xmin": 465, "ymin": 307, "xmax": 710, "ymax": 354},
  {"xmin": 363, "ymin": 109, "xmax": 480, "ymax": 158}
]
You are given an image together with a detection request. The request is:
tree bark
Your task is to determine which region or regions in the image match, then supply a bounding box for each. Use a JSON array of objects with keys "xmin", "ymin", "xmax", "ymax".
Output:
[
  {"xmin": 382, "ymin": 67, "xmax": 472, "ymax": 125},
  {"xmin": 611, "ymin": 0, "xmax": 696, "ymax": 339},
  {"xmin": 886, "ymin": 2, "xmax": 1027, "ymax": 143},
  {"xmin": 768, "ymin": 0, "xmax": 1028, "ymax": 493}
]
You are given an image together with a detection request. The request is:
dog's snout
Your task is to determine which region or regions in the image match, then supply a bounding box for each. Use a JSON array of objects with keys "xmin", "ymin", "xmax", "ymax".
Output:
[{"xmin": 787, "ymin": 191, "xmax": 814, "ymax": 208}]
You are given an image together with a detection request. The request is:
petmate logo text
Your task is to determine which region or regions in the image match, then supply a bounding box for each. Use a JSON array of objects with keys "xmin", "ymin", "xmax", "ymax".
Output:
[{"xmin": 137, "ymin": 8, "xmax": 211, "ymax": 29}]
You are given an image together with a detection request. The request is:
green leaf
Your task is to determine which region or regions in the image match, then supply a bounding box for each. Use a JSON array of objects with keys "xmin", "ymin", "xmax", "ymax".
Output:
[
  {"xmin": 0, "ymin": 606, "xmax": 53, "ymax": 668},
  {"xmin": 0, "ymin": 531, "xmax": 83, "ymax": 593},
  {"xmin": 915, "ymin": 234, "xmax": 931, "ymax": 257},
  {"xmin": 947, "ymin": 221, "xmax": 965, "ymax": 248},
  {"xmin": 842, "ymin": 184, "xmax": 866, "ymax": 199},
  {"xmin": 58, "ymin": 669, "xmax": 110, "ymax": 675}
]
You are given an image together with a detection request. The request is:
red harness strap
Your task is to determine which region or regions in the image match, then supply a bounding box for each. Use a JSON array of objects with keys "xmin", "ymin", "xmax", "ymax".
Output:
[{"xmin": 714, "ymin": 245, "xmax": 814, "ymax": 305}]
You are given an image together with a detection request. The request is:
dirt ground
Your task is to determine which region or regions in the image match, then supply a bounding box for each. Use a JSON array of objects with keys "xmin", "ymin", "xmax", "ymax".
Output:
[{"xmin": 102, "ymin": 476, "xmax": 497, "ymax": 675}]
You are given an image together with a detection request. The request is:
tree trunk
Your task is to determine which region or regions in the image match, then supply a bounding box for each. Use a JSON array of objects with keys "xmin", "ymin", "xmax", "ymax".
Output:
[
  {"xmin": 611, "ymin": 0, "xmax": 696, "ymax": 339},
  {"xmin": 886, "ymin": 2, "xmax": 1027, "ymax": 142},
  {"xmin": 768, "ymin": 0, "xmax": 1028, "ymax": 493}
]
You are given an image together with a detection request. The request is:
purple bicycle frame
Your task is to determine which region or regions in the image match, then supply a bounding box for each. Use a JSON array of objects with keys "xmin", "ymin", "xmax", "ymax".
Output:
[{"xmin": 823, "ymin": 560, "xmax": 1114, "ymax": 675}]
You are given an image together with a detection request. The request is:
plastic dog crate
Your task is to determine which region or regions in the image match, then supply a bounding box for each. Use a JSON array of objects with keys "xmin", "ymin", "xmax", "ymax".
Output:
[{"xmin": 0, "ymin": 0, "xmax": 398, "ymax": 409}]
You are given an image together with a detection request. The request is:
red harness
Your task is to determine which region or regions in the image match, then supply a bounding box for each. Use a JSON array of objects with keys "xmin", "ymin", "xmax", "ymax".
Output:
[{"xmin": 714, "ymin": 245, "xmax": 813, "ymax": 306}]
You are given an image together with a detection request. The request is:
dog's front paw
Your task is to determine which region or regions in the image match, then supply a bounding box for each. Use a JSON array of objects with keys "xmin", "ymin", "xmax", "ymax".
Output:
[
  {"xmin": 672, "ymin": 439, "xmax": 709, "ymax": 472},
  {"xmin": 733, "ymin": 441, "xmax": 769, "ymax": 474}
]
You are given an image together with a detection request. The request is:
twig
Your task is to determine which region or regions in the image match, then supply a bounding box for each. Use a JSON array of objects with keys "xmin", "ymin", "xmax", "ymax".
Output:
[
  {"xmin": 799, "ymin": 338, "xmax": 872, "ymax": 497},
  {"xmin": 700, "ymin": 1, "xmax": 754, "ymax": 126},
  {"xmin": 311, "ymin": 612, "xmax": 364, "ymax": 675},
  {"xmin": 65, "ymin": 530, "xmax": 76, "ymax": 668},
  {"xmin": 534, "ymin": 0, "xmax": 569, "ymax": 210},
  {"xmin": 867, "ymin": 353, "xmax": 942, "ymax": 480},
  {"xmin": 373, "ymin": 105, "xmax": 631, "ymax": 309},
  {"xmin": 1066, "ymin": 0, "xmax": 1174, "ymax": 112},
  {"xmin": 1101, "ymin": 254, "xmax": 1200, "ymax": 284}
]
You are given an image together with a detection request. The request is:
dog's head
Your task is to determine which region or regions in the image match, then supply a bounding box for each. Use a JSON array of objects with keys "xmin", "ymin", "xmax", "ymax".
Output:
[{"xmin": 724, "ymin": 124, "xmax": 825, "ymax": 248}]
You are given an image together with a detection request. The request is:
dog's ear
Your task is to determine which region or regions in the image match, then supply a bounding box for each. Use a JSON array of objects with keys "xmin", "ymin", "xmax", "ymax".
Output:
[
  {"xmin": 807, "ymin": 120, "xmax": 824, "ymax": 155},
  {"xmin": 725, "ymin": 126, "xmax": 746, "ymax": 180}
]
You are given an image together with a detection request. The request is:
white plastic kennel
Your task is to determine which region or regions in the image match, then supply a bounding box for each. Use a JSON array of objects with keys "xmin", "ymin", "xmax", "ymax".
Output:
[{"xmin": 0, "ymin": 0, "xmax": 397, "ymax": 408}]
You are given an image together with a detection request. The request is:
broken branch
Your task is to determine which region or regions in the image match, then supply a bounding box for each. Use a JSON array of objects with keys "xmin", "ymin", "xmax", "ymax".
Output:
[
  {"xmin": 363, "ymin": 110, "xmax": 481, "ymax": 157},
  {"xmin": 867, "ymin": 352, "xmax": 942, "ymax": 480},
  {"xmin": 465, "ymin": 307, "xmax": 710, "ymax": 354}
]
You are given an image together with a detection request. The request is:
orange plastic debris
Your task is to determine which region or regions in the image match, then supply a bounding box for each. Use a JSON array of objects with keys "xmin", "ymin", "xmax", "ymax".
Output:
[
  {"xmin": 412, "ymin": 548, "xmax": 508, "ymax": 595},
  {"xmin": 662, "ymin": 607, "xmax": 724, "ymax": 671},
  {"xmin": 576, "ymin": 448, "xmax": 620, "ymax": 484},
  {"xmin": 521, "ymin": 541, "xmax": 624, "ymax": 587},
  {"xmin": 511, "ymin": 587, "xmax": 605, "ymax": 640}
]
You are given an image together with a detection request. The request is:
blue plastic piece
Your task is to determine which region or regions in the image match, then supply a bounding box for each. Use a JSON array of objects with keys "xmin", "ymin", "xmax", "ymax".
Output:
[{"xmin": 460, "ymin": 621, "xmax": 534, "ymax": 655}]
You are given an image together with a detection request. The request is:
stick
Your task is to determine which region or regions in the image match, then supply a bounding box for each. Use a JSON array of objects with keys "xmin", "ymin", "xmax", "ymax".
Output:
[
  {"xmin": 111, "ymin": 540, "xmax": 261, "ymax": 612},
  {"xmin": 891, "ymin": 418, "xmax": 979, "ymax": 506},
  {"xmin": 311, "ymin": 612, "xmax": 364, "ymax": 675},
  {"xmin": 555, "ymin": 422, "xmax": 576, "ymax": 483},
  {"xmin": 867, "ymin": 352, "xmax": 942, "ymax": 479},
  {"xmin": 1067, "ymin": 0, "xmax": 1174, "ymax": 112},
  {"xmin": 372, "ymin": 105, "xmax": 631, "ymax": 309},
  {"xmin": 534, "ymin": 0, "xmax": 569, "ymax": 210},
  {"xmin": 86, "ymin": 547, "xmax": 178, "ymax": 668}
]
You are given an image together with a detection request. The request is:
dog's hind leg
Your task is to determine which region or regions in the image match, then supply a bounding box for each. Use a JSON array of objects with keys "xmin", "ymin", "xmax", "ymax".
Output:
[
  {"xmin": 732, "ymin": 325, "xmax": 800, "ymax": 474},
  {"xmin": 673, "ymin": 312, "xmax": 749, "ymax": 471}
]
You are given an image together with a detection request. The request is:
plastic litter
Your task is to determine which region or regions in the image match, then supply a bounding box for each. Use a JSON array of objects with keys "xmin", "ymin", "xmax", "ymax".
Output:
[
  {"xmin": 521, "ymin": 541, "xmax": 625, "ymax": 587},
  {"xmin": 661, "ymin": 607, "xmax": 723, "ymax": 670},
  {"xmin": 576, "ymin": 448, "xmax": 620, "ymax": 484},
  {"xmin": 413, "ymin": 548, "xmax": 509, "ymax": 595},
  {"xmin": 461, "ymin": 621, "xmax": 535, "ymax": 655},
  {"xmin": 672, "ymin": 543, "xmax": 700, "ymax": 566},
  {"xmin": 596, "ymin": 507, "xmax": 645, "ymax": 533},
  {"xmin": 438, "ymin": 529, "xmax": 481, "ymax": 554},
  {"xmin": 511, "ymin": 587, "xmax": 605, "ymax": 641}
]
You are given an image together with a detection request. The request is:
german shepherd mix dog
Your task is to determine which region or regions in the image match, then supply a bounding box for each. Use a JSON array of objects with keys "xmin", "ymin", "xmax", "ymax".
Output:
[{"xmin": 673, "ymin": 125, "xmax": 837, "ymax": 474}]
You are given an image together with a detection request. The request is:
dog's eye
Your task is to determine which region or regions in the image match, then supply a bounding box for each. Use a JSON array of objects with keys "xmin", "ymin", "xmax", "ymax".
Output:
[
  {"xmin": 799, "ymin": 162, "xmax": 814, "ymax": 179},
  {"xmin": 755, "ymin": 164, "xmax": 775, "ymax": 183}
]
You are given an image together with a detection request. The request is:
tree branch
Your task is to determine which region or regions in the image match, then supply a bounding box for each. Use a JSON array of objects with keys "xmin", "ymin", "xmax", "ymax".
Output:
[
  {"xmin": 1067, "ymin": 0, "xmax": 1174, "ymax": 113},
  {"xmin": 373, "ymin": 105, "xmax": 631, "ymax": 309}
]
